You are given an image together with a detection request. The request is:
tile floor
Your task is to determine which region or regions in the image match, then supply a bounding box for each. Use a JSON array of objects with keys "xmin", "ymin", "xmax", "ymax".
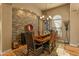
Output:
[{"xmin": 40, "ymin": 39, "xmax": 71, "ymax": 56}]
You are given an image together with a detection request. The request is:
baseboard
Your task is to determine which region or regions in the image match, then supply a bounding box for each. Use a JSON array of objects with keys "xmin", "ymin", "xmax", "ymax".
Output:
[
  {"xmin": 1, "ymin": 49, "xmax": 12, "ymax": 55},
  {"xmin": 0, "ymin": 50, "xmax": 2, "ymax": 55},
  {"xmin": 78, "ymin": 44, "xmax": 79, "ymax": 47},
  {"xmin": 70, "ymin": 44, "xmax": 78, "ymax": 47}
]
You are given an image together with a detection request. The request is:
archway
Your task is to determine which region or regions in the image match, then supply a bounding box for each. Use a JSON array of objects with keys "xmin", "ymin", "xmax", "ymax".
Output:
[{"xmin": 53, "ymin": 15, "xmax": 62, "ymax": 38}]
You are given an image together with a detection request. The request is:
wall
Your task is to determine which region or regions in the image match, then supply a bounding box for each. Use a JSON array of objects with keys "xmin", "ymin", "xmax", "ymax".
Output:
[
  {"xmin": 39, "ymin": 19, "xmax": 43, "ymax": 35},
  {"xmin": 12, "ymin": 3, "xmax": 42, "ymax": 16},
  {"xmin": 47, "ymin": 4, "xmax": 70, "ymax": 21},
  {"xmin": 70, "ymin": 4, "xmax": 79, "ymax": 46},
  {"xmin": 12, "ymin": 9, "xmax": 39, "ymax": 40},
  {"xmin": 0, "ymin": 5, "xmax": 2, "ymax": 53},
  {"xmin": 1, "ymin": 3, "xmax": 42, "ymax": 52},
  {"xmin": 2, "ymin": 4, "xmax": 12, "ymax": 52},
  {"xmin": 47, "ymin": 4, "xmax": 70, "ymax": 41},
  {"xmin": 12, "ymin": 3, "xmax": 42, "ymax": 41},
  {"xmin": 0, "ymin": 4, "xmax": 42, "ymax": 52}
]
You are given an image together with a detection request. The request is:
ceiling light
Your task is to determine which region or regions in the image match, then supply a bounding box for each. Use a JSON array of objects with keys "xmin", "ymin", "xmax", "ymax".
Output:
[
  {"xmin": 47, "ymin": 18, "xmax": 49, "ymax": 20},
  {"xmin": 40, "ymin": 4, "xmax": 52, "ymax": 20},
  {"xmin": 49, "ymin": 16, "xmax": 52, "ymax": 19},
  {"xmin": 42, "ymin": 15, "xmax": 44, "ymax": 18},
  {"xmin": 40, "ymin": 16, "xmax": 43, "ymax": 19}
]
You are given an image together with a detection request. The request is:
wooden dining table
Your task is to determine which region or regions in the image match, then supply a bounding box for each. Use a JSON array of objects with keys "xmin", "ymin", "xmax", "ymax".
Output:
[{"xmin": 34, "ymin": 34, "xmax": 51, "ymax": 45}]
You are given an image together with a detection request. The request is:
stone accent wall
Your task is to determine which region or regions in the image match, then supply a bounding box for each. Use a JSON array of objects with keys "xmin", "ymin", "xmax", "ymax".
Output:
[{"xmin": 12, "ymin": 8, "xmax": 38, "ymax": 40}]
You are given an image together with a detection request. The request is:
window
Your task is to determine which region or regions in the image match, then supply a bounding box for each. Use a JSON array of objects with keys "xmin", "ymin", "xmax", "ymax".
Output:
[{"xmin": 53, "ymin": 15, "xmax": 62, "ymax": 37}]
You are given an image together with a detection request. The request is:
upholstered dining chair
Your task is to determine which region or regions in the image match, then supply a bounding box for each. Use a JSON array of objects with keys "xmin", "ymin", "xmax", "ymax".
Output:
[
  {"xmin": 24, "ymin": 24, "xmax": 43, "ymax": 56},
  {"xmin": 43, "ymin": 30, "xmax": 57, "ymax": 54}
]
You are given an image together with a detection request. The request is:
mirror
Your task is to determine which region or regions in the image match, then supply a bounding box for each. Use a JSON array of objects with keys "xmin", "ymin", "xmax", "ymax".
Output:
[{"xmin": 42, "ymin": 18, "xmax": 51, "ymax": 35}]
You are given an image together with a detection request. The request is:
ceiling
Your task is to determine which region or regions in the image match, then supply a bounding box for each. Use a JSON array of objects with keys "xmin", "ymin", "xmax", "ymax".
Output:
[
  {"xmin": 33, "ymin": 3, "xmax": 66, "ymax": 10},
  {"xmin": 12, "ymin": 3, "xmax": 66, "ymax": 11}
]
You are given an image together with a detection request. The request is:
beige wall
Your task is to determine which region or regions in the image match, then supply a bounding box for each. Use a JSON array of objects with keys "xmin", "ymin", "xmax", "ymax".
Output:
[
  {"xmin": 70, "ymin": 4, "xmax": 79, "ymax": 46},
  {"xmin": 1, "ymin": 3, "xmax": 42, "ymax": 52},
  {"xmin": 2, "ymin": 4, "xmax": 12, "ymax": 52},
  {"xmin": 12, "ymin": 3, "xmax": 43, "ymax": 37},
  {"xmin": 0, "ymin": 4, "xmax": 2, "ymax": 53},
  {"xmin": 47, "ymin": 4, "xmax": 70, "ymax": 41},
  {"xmin": 39, "ymin": 19, "xmax": 43, "ymax": 35},
  {"xmin": 47, "ymin": 4, "xmax": 70, "ymax": 21}
]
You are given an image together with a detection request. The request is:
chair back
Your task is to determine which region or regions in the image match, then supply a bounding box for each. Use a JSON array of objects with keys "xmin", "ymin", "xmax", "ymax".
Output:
[
  {"xmin": 25, "ymin": 31, "xmax": 34, "ymax": 50},
  {"xmin": 24, "ymin": 24, "xmax": 35, "ymax": 51},
  {"xmin": 21, "ymin": 33, "xmax": 26, "ymax": 45}
]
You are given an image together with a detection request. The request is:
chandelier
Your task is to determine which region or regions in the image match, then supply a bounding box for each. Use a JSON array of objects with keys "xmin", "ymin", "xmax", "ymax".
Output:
[{"xmin": 40, "ymin": 4, "xmax": 52, "ymax": 20}]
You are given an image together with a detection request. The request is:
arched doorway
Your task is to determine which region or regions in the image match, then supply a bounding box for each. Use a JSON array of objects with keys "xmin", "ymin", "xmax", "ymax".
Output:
[{"xmin": 53, "ymin": 15, "xmax": 62, "ymax": 38}]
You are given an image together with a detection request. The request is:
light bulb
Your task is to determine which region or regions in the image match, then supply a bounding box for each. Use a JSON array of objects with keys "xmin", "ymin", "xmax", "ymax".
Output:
[
  {"xmin": 42, "ymin": 15, "xmax": 44, "ymax": 18},
  {"xmin": 47, "ymin": 18, "xmax": 49, "ymax": 20},
  {"xmin": 40, "ymin": 16, "xmax": 42, "ymax": 19},
  {"xmin": 49, "ymin": 16, "xmax": 52, "ymax": 19}
]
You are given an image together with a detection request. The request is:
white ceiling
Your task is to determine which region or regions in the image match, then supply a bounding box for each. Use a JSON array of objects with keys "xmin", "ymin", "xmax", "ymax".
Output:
[
  {"xmin": 12, "ymin": 3, "xmax": 66, "ymax": 11},
  {"xmin": 33, "ymin": 3, "xmax": 66, "ymax": 10}
]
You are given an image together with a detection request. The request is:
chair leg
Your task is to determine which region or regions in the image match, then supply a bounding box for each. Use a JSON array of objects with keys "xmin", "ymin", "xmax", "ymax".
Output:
[
  {"xmin": 48, "ymin": 47, "xmax": 51, "ymax": 54},
  {"xmin": 26, "ymin": 49, "xmax": 29, "ymax": 56}
]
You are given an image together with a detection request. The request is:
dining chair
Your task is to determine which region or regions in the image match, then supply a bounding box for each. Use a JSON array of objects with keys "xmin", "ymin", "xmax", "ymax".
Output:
[{"xmin": 24, "ymin": 24, "xmax": 43, "ymax": 56}]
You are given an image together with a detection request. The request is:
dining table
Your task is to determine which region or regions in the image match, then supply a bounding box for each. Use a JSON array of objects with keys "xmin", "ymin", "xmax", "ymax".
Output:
[{"xmin": 34, "ymin": 34, "xmax": 51, "ymax": 45}]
